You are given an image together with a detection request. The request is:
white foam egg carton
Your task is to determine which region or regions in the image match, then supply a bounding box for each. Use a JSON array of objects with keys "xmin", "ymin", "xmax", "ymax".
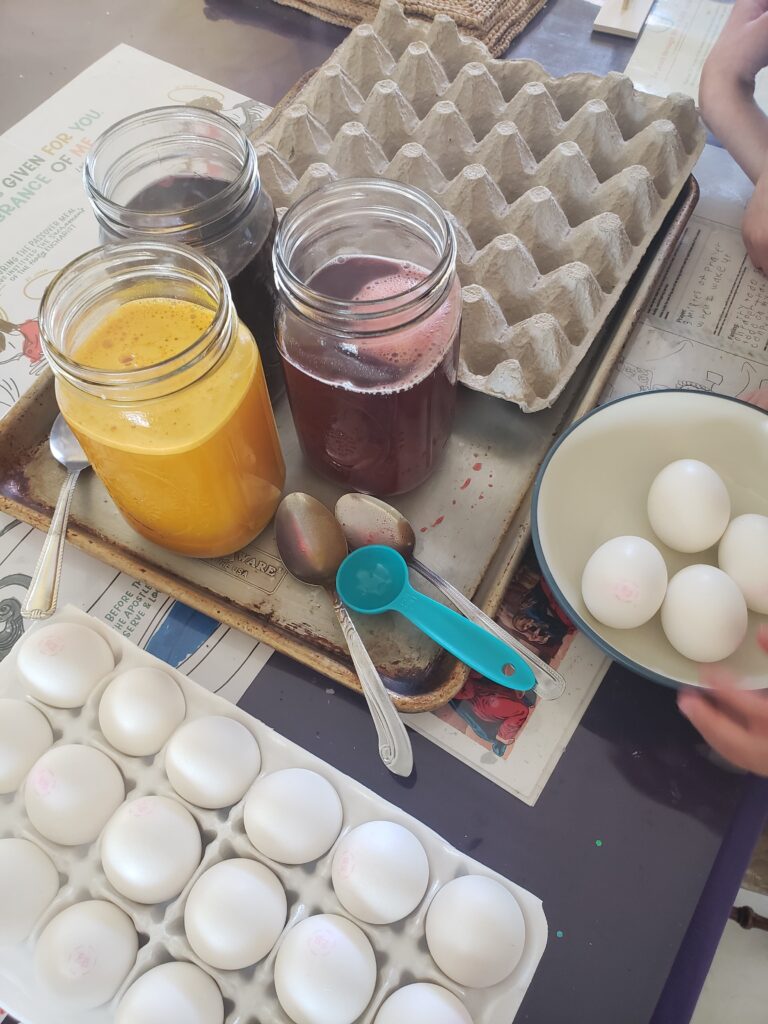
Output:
[
  {"xmin": 0, "ymin": 606, "xmax": 547, "ymax": 1024},
  {"xmin": 254, "ymin": 0, "xmax": 705, "ymax": 411}
]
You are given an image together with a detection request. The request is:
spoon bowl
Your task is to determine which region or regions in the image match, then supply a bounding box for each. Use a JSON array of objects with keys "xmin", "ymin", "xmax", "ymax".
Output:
[{"xmin": 337, "ymin": 545, "xmax": 409, "ymax": 612}]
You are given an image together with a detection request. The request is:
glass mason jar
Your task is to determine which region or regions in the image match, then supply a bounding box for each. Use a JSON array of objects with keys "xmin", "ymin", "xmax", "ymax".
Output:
[
  {"xmin": 39, "ymin": 241, "xmax": 285, "ymax": 559},
  {"xmin": 273, "ymin": 178, "xmax": 461, "ymax": 497},
  {"xmin": 83, "ymin": 105, "xmax": 284, "ymax": 398}
]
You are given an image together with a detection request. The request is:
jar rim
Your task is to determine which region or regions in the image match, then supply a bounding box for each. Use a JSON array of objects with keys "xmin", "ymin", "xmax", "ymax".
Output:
[
  {"xmin": 273, "ymin": 177, "xmax": 456, "ymax": 329},
  {"xmin": 84, "ymin": 105, "xmax": 259, "ymax": 236},
  {"xmin": 39, "ymin": 240, "xmax": 233, "ymax": 398}
]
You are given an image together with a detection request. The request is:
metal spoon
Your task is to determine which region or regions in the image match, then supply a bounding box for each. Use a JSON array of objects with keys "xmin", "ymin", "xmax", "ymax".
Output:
[
  {"xmin": 335, "ymin": 493, "xmax": 566, "ymax": 701},
  {"xmin": 275, "ymin": 493, "xmax": 413, "ymax": 777},
  {"xmin": 22, "ymin": 415, "xmax": 90, "ymax": 620}
]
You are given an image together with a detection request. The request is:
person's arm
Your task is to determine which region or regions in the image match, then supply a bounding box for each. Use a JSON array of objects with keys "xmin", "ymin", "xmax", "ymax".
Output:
[
  {"xmin": 678, "ymin": 626, "xmax": 768, "ymax": 774},
  {"xmin": 699, "ymin": 0, "xmax": 768, "ymax": 183}
]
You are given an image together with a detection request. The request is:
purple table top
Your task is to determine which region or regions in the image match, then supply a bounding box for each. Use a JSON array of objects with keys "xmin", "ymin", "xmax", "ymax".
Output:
[{"xmin": 1, "ymin": 2, "xmax": 765, "ymax": 1022}]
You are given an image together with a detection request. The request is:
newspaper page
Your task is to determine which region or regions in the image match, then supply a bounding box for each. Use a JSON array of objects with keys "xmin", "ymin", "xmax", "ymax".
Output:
[
  {"xmin": 624, "ymin": 0, "xmax": 768, "ymax": 111},
  {"xmin": 0, "ymin": 46, "xmax": 272, "ymax": 699}
]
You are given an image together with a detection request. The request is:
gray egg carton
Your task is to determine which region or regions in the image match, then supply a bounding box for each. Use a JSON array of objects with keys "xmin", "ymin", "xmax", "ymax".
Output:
[
  {"xmin": 254, "ymin": 0, "xmax": 705, "ymax": 412},
  {"xmin": 0, "ymin": 606, "xmax": 547, "ymax": 1024}
]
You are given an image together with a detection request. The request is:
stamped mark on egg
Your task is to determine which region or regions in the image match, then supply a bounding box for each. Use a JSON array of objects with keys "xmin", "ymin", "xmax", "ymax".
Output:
[
  {"xmin": 66, "ymin": 944, "xmax": 97, "ymax": 978},
  {"xmin": 38, "ymin": 633, "xmax": 66, "ymax": 657},
  {"xmin": 613, "ymin": 581, "xmax": 640, "ymax": 603},
  {"xmin": 30, "ymin": 765, "xmax": 56, "ymax": 796},
  {"xmin": 129, "ymin": 798, "xmax": 155, "ymax": 818},
  {"xmin": 308, "ymin": 928, "xmax": 337, "ymax": 957},
  {"xmin": 335, "ymin": 850, "xmax": 356, "ymax": 880}
]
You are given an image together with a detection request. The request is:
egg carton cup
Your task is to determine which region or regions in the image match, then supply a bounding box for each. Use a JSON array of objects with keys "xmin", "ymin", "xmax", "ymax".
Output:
[
  {"xmin": 254, "ymin": 0, "xmax": 706, "ymax": 411},
  {"xmin": 0, "ymin": 606, "xmax": 547, "ymax": 1024}
]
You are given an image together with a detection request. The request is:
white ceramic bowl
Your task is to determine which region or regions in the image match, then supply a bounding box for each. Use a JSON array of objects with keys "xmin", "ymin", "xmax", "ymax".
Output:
[{"xmin": 532, "ymin": 391, "xmax": 768, "ymax": 688}]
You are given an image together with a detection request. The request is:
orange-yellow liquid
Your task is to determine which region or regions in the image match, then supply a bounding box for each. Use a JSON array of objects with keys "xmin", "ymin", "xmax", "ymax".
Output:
[{"xmin": 58, "ymin": 297, "xmax": 285, "ymax": 557}]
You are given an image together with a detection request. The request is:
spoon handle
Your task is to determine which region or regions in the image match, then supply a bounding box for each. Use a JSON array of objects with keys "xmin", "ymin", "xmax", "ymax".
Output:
[
  {"xmin": 411, "ymin": 557, "xmax": 566, "ymax": 701},
  {"xmin": 22, "ymin": 469, "xmax": 81, "ymax": 620},
  {"xmin": 396, "ymin": 586, "xmax": 536, "ymax": 690},
  {"xmin": 330, "ymin": 589, "xmax": 414, "ymax": 778}
]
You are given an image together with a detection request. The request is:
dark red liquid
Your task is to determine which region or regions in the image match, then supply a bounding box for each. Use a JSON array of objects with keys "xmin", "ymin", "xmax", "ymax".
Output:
[
  {"xmin": 127, "ymin": 176, "xmax": 283, "ymax": 398},
  {"xmin": 279, "ymin": 255, "xmax": 461, "ymax": 496}
]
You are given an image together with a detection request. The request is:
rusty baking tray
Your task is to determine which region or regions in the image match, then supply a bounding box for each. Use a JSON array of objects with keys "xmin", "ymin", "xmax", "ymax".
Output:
[{"xmin": 0, "ymin": 178, "xmax": 698, "ymax": 712}]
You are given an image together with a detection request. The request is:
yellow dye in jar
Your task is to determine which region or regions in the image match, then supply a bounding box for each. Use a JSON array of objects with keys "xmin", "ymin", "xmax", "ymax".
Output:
[{"xmin": 58, "ymin": 296, "xmax": 285, "ymax": 557}]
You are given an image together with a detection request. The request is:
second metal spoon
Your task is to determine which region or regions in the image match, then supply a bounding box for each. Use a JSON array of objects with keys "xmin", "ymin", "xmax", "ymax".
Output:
[
  {"xmin": 335, "ymin": 493, "xmax": 566, "ymax": 701},
  {"xmin": 275, "ymin": 492, "xmax": 413, "ymax": 777}
]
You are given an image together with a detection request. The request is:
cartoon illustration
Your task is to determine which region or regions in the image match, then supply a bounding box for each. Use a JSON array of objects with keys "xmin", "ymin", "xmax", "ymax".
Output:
[
  {"xmin": 166, "ymin": 85, "xmax": 271, "ymax": 137},
  {"xmin": 434, "ymin": 550, "xmax": 577, "ymax": 758},
  {"xmin": 0, "ymin": 574, "xmax": 29, "ymax": 659},
  {"xmin": 0, "ymin": 317, "xmax": 44, "ymax": 373}
]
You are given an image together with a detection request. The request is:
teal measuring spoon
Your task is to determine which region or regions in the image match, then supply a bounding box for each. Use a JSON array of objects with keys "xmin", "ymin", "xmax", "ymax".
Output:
[{"xmin": 336, "ymin": 545, "xmax": 536, "ymax": 691}]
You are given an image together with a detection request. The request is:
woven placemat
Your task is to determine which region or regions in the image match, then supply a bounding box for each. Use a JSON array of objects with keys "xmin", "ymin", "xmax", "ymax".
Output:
[{"xmin": 273, "ymin": 0, "xmax": 548, "ymax": 56}]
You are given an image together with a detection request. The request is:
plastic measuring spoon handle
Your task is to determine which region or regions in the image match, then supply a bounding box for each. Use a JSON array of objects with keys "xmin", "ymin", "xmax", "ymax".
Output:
[
  {"xmin": 411, "ymin": 557, "xmax": 565, "ymax": 701},
  {"xmin": 329, "ymin": 589, "xmax": 413, "ymax": 778},
  {"xmin": 394, "ymin": 585, "xmax": 536, "ymax": 690}
]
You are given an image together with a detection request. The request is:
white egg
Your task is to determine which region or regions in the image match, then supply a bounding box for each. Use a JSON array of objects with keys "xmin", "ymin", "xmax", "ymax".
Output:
[
  {"xmin": 244, "ymin": 768, "xmax": 343, "ymax": 864},
  {"xmin": 331, "ymin": 820, "xmax": 429, "ymax": 924},
  {"xmin": 25, "ymin": 743, "xmax": 125, "ymax": 846},
  {"xmin": 116, "ymin": 962, "xmax": 224, "ymax": 1024},
  {"xmin": 719, "ymin": 513, "xmax": 768, "ymax": 614},
  {"xmin": 18, "ymin": 622, "xmax": 115, "ymax": 708},
  {"xmin": 374, "ymin": 983, "xmax": 474, "ymax": 1024},
  {"xmin": 661, "ymin": 564, "xmax": 749, "ymax": 662},
  {"xmin": 0, "ymin": 838, "xmax": 59, "ymax": 945},
  {"xmin": 99, "ymin": 667, "xmax": 186, "ymax": 756},
  {"xmin": 184, "ymin": 858, "xmax": 286, "ymax": 970},
  {"xmin": 425, "ymin": 876, "xmax": 526, "ymax": 988},
  {"xmin": 647, "ymin": 459, "xmax": 731, "ymax": 553},
  {"xmin": 165, "ymin": 715, "xmax": 260, "ymax": 809},
  {"xmin": 0, "ymin": 699, "xmax": 53, "ymax": 794},
  {"xmin": 35, "ymin": 899, "xmax": 138, "ymax": 1010},
  {"xmin": 274, "ymin": 914, "xmax": 377, "ymax": 1024},
  {"xmin": 581, "ymin": 536, "xmax": 668, "ymax": 629},
  {"xmin": 101, "ymin": 796, "xmax": 201, "ymax": 904}
]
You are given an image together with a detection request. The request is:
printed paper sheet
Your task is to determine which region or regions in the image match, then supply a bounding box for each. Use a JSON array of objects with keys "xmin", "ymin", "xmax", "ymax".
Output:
[{"xmin": 624, "ymin": 0, "xmax": 768, "ymax": 111}]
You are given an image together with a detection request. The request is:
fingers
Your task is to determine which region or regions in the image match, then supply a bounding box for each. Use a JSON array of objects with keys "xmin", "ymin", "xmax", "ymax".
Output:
[
  {"xmin": 678, "ymin": 691, "xmax": 755, "ymax": 770},
  {"xmin": 694, "ymin": 680, "xmax": 768, "ymax": 728}
]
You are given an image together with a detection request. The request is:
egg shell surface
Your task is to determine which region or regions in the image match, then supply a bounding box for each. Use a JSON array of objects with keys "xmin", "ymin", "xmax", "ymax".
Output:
[
  {"xmin": 0, "ymin": 838, "xmax": 59, "ymax": 945},
  {"xmin": 374, "ymin": 983, "xmax": 474, "ymax": 1024},
  {"xmin": 165, "ymin": 715, "xmax": 260, "ymax": 809},
  {"xmin": 331, "ymin": 820, "xmax": 429, "ymax": 924},
  {"xmin": 718, "ymin": 513, "xmax": 768, "ymax": 614},
  {"xmin": 184, "ymin": 858, "xmax": 286, "ymax": 970},
  {"xmin": 115, "ymin": 961, "xmax": 224, "ymax": 1024},
  {"xmin": 244, "ymin": 767, "xmax": 343, "ymax": 864},
  {"xmin": 581, "ymin": 536, "xmax": 668, "ymax": 629},
  {"xmin": 647, "ymin": 459, "xmax": 731, "ymax": 553},
  {"xmin": 18, "ymin": 622, "xmax": 115, "ymax": 708},
  {"xmin": 99, "ymin": 667, "xmax": 186, "ymax": 756},
  {"xmin": 0, "ymin": 699, "xmax": 53, "ymax": 794},
  {"xmin": 661, "ymin": 564, "xmax": 749, "ymax": 663},
  {"xmin": 101, "ymin": 795, "xmax": 202, "ymax": 904},
  {"xmin": 274, "ymin": 913, "xmax": 377, "ymax": 1024},
  {"xmin": 35, "ymin": 899, "xmax": 138, "ymax": 1010},
  {"xmin": 425, "ymin": 876, "xmax": 526, "ymax": 988},
  {"xmin": 24, "ymin": 743, "xmax": 125, "ymax": 846}
]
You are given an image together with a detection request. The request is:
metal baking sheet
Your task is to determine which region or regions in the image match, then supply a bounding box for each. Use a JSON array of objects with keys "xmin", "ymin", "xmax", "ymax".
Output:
[{"xmin": 0, "ymin": 178, "xmax": 698, "ymax": 712}]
